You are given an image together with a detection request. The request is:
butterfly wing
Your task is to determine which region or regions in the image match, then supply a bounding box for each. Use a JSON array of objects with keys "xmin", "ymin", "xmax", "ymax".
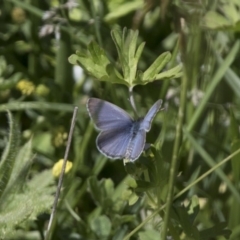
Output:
[
  {"xmin": 125, "ymin": 129, "xmax": 146, "ymax": 161},
  {"xmin": 141, "ymin": 99, "xmax": 162, "ymax": 132},
  {"xmin": 96, "ymin": 123, "xmax": 133, "ymax": 159},
  {"xmin": 87, "ymin": 98, "xmax": 162, "ymax": 161},
  {"xmin": 126, "ymin": 100, "xmax": 162, "ymax": 161},
  {"xmin": 87, "ymin": 98, "xmax": 133, "ymax": 130}
]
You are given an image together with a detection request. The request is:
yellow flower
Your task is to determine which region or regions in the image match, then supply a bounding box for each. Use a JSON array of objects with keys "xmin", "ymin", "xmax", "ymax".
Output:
[
  {"xmin": 11, "ymin": 7, "xmax": 26, "ymax": 24},
  {"xmin": 52, "ymin": 159, "xmax": 73, "ymax": 177},
  {"xmin": 16, "ymin": 80, "xmax": 35, "ymax": 95},
  {"xmin": 35, "ymin": 84, "xmax": 50, "ymax": 97}
]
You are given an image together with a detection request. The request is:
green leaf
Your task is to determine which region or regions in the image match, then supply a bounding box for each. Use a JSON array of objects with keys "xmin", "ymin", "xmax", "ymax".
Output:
[
  {"xmin": 229, "ymin": 197, "xmax": 240, "ymax": 231},
  {"xmin": 69, "ymin": 42, "xmax": 127, "ymax": 86},
  {"xmin": 4, "ymin": 140, "xmax": 33, "ymax": 194},
  {"xmin": 0, "ymin": 112, "xmax": 20, "ymax": 199},
  {"xmin": 199, "ymin": 222, "xmax": 231, "ymax": 240},
  {"xmin": 222, "ymin": 3, "xmax": 240, "ymax": 23},
  {"xmin": 135, "ymin": 180, "xmax": 157, "ymax": 192},
  {"xmin": 187, "ymin": 195, "xmax": 200, "ymax": 224},
  {"xmin": 203, "ymin": 4, "xmax": 240, "ymax": 32},
  {"xmin": 124, "ymin": 161, "xmax": 140, "ymax": 175},
  {"xmin": 142, "ymin": 52, "xmax": 171, "ymax": 80},
  {"xmin": 135, "ymin": 42, "xmax": 146, "ymax": 63},
  {"xmin": 187, "ymin": 40, "xmax": 240, "ymax": 132},
  {"xmin": 185, "ymin": 130, "xmax": 240, "ymax": 202},
  {"xmin": 128, "ymin": 192, "xmax": 139, "ymax": 206},
  {"xmin": 0, "ymin": 194, "xmax": 33, "ymax": 236},
  {"xmin": 70, "ymin": 28, "xmax": 180, "ymax": 87},
  {"xmin": 168, "ymin": 221, "xmax": 181, "ymax": 240},
  {"xmin": 111, "ymin": 28, "xmax": 143, "ymax": 86},
  {"xmin": 27, "ymin": 169, "xmax": 54, "ymax": 191},
  {"xmin": 112, "ymin": 175, "xmax": 133, "ymax": 201},
  {"xmin": 88, "ymin": 177, "xmax": 114, "ymax": 208},
  {"xmin": 104, "ymin": 1, "xmax": 143, "ymax": 22},
  {"xmin": 32, "ymin": 132, "xmax": 55, "ymax": 155},
  {"xmin": 173, "ymin": 204, "xmax": 200, "ymax": 239},
  {"xmin": 155, "ymin": 64, "xmax": 183, "ymax": 80},
  {"xmin": 0, "ymin": 167, "xmax": 54, "ymax": 238},
  {"xmin": 87, "ymin": 42, "xmax": 110, "ymax": 67},
  {"xmin": 112, "ymin": 198, "xmax": 125, "ymax": 213},
  {"xmin": 104, "ymin": 178, "xmax": 115, "ymax": 197},
  {"xmin": 230, "ymin": 110, "xmax": 240, "ymax": 140},
  {"xmin": 112, "ymin": 214, "xmax": 135, "ymax": 226},
  {"xmin": 138, "ymin": 229, "xmax": 159, "ymax": 240},
  {"xmin": 151, "ymin": 147, "xmax": 170, "ymax": 192},
  {"xmin": 88, "ymin": 176, "xmax": 103, "ymax": 206},
  {"xmin": 90, "ymin": 215, "xmax": 112, "ymax": 238},
  {"xmin": 224, "ymin": 65, "xmax": 240, "ymax": 98},
  {"xmin": 87, "ymin": 207, "xmax": 102, "ymax": 226},
  {"xmin": 202, "ymin": 11, "xmax": 232, "ymax": 29},
  {"xmin": 0, "ymin": 72, "xmax": 22, "ymax": 90},
  {"xmin": 133, "ymin": 52, "xmax": 180, "ymax": 85},
  {"xmin": 112, "ymin": 225, "xmax": 128, "ymax": 240},
  {"xmin": 230, "ymin": 111, "xmax": 240, "ymax": 182}
]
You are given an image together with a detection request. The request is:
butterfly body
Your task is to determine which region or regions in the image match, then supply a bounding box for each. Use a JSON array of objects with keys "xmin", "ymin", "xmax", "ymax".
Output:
[{"xmin": 87, "ymin": 98, "xmax": 162, "ymax": 162}]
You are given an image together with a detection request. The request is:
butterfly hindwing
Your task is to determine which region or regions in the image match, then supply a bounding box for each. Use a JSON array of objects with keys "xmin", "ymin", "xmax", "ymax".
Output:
[
  {"xmin": 125, "ymin": 129, "xmax": 146, "ymax": 161},
  {"xmin": 96, "ymin": 123, "xmax": 133, "ymax": 159}
]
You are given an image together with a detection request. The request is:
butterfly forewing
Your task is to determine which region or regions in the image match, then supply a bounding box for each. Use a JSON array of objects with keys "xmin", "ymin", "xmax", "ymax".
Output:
[
  {"xmin": 141, "ymin": 99, "xmax": 162, "ymax": 132},
  {"xmin": 87, "ymin": 98, "xmax": 133, "ymax": 130}
]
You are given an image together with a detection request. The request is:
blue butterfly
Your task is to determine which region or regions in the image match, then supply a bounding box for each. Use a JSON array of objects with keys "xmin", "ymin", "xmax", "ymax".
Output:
[{"xmin": 87, "ymin": 98, "xmax": 162, "ymax": 162}]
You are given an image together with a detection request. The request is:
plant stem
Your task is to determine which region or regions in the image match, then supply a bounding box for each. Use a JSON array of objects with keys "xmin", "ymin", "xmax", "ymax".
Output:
[
  {"xmin": 161, "ymin": 69, "xmax": 188, "ymax": 239},
  {"xmin": 45, "ymin": 107, "xmax": 78, "ymax": 240},
  {"xmin": 90, "ymin": 0, "xmax": 102, "ymax": 47},
  {"xmin": 0, "ymin": 102, "xmax": 74, "ymax": 112},
  {"xmin": 55, "ymin": 27, "xmax": 73, "ymax": 101},
  {"xmin": 129, "ymin": 86, "xmax": 139, "ymax": 118},
  {"xmin": 187, "ymin": 40, "xmax": 239, "ymax": 132}
]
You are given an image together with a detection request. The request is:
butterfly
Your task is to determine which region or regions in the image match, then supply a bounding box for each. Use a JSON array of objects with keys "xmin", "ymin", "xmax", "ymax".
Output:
[{"xmin": 86, "ymin": 98, "xmax": 162, "ymax": 162}]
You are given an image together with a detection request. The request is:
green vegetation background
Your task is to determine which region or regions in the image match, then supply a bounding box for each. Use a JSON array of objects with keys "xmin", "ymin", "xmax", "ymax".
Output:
[{"xmin": 1, "ymin": 0, "xmax": 240, "ymax": 239}]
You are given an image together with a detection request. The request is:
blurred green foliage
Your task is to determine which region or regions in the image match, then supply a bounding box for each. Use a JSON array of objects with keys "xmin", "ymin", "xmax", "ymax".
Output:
[{"xmin": 1, "ymin": 0, "xmax": 240, "ymax": 239}]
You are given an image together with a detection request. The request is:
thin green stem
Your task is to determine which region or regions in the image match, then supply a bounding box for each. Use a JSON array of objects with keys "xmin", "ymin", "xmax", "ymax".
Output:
[
  {"xmin": 9, "ymin": 0, "xmax": 43, "ymax": 17},
  {"xmin": 144, "ymin": 169, "xmax": 157, "ymax": 207},
  {"xmin": 90, "ymin": 0, "xmax": 102, "ymax": 47},
  {"xmin": 146, "ymin": 191, "xmax": 157, "ymax": 207},
  {"xmin": 187, "ymin": 40, "xmax": 239, "ymax": 132},
  {"xmin": 185, "ymin": 129, "xmax": 240, "ymax": 202},
  {"xmin": 161, "ymin": 66, "xmax": 188, "ymax": 239},
  {"xmin": 129, "ymin": 86, "xmax": 139, "ymax": 118},
  {"xmin": 0, "ymin": 102, "xmax": 74, "ymax": 112}
]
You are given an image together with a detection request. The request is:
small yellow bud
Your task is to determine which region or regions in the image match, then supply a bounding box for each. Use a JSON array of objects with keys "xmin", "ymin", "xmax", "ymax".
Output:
[
  {"xmin": 11, "ymin": 7, "xmax": 26, "ymax": 24},
  {"xmin": 35, "ymin": 84, "xmax": 50, "ymax": 97},
  {"xmin": 16, "ymin": 80, "xmax": 35, "ymax": 95},
  {"xmin": 52, "ymin": 126, "xmax": 68, "ymax": 147},
  {"xmin": 52, "ymin": 159, "xmax": 73, "ymax": 177}
]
